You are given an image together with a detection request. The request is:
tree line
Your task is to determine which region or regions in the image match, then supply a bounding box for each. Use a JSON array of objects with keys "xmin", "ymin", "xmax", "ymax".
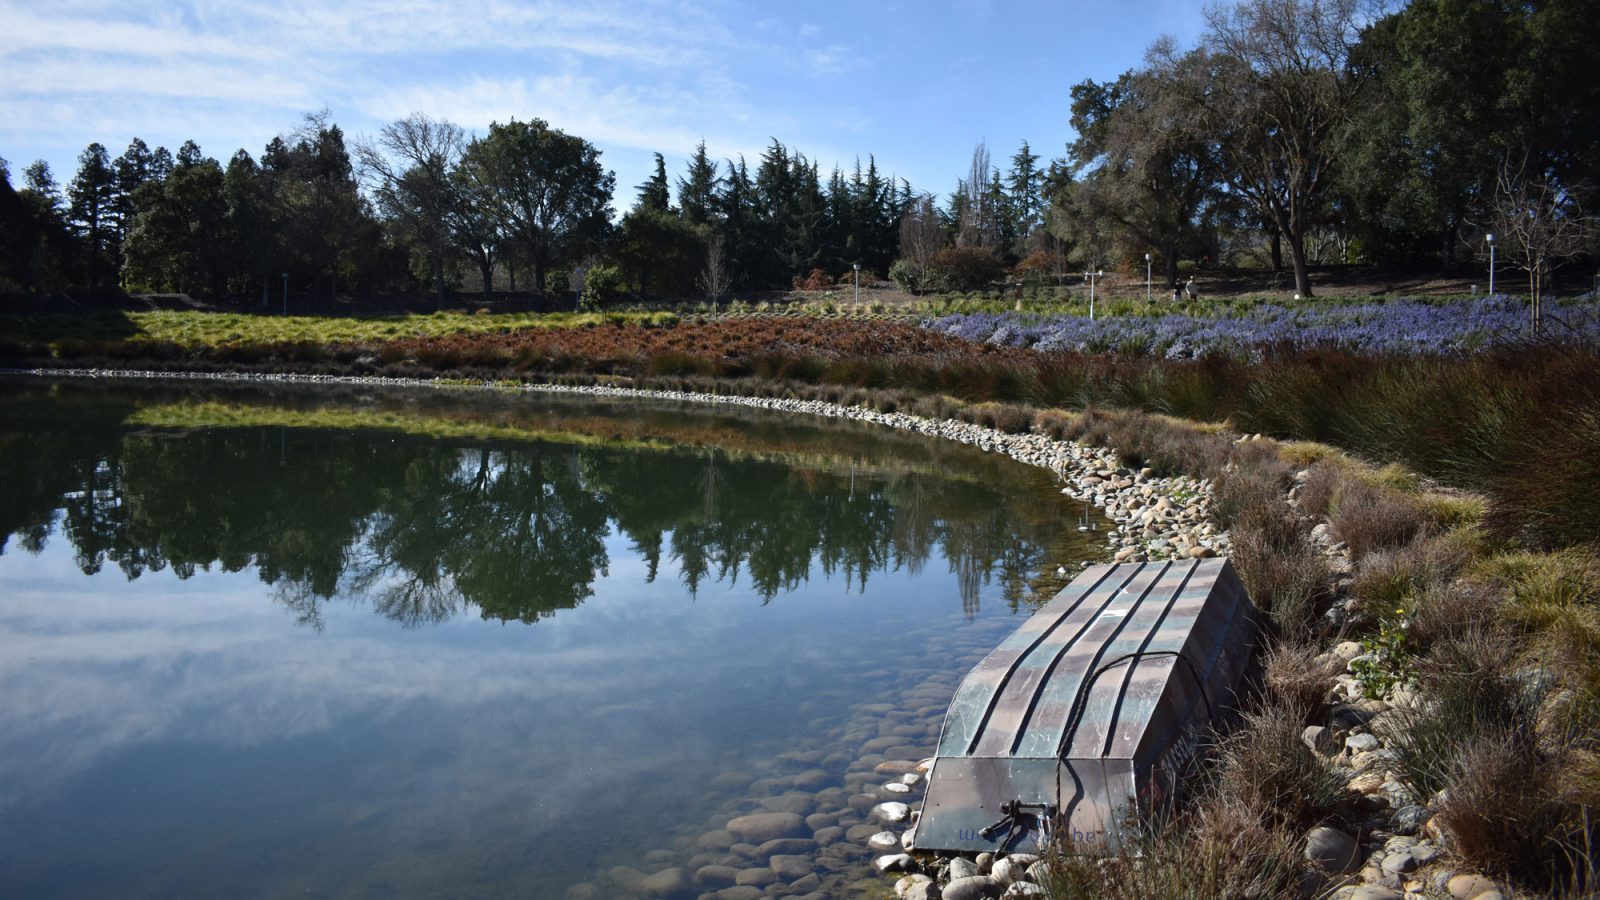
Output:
[
  {"xmin": 1, "ymin": 0, "xmax": 1593, "ymax": 305},
  {"xmin": 0, "ymin": 112, "xmax": 936, "ymax": 305}
]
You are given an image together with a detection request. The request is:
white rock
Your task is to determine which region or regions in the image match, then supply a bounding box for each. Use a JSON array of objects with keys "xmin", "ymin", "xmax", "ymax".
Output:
[
  {"xmin": 872, "ymin": 802, "xmax": 911, "ymax": 824},
  {"xmin": 1446, "ymin": 873, "xmax": 1498, "ymax": 899},
  {"xmin": 884, "ymin": 782, "xmax": 912, "ymax": 794},
  {"xmin": 1333, "ymin": 641, "xmax": 1363, "ymax": 661},
  {"xmin": 1389, "ymin": 686, "xmax": 1419, "ymax": 709},
  {"xmin": 1346, "ymin": 732, "xmax": 1381, "ymax": 753},
  {"xmin": 1302, "ymin": 725, "xmax": 1338, "ymax": 755},
  {"xmin": 1382, "ymin": 849, "xmax": 1419, "ymax": 875},
  {"xmin": 948, "ymin": 857, "xmax": 979, "ymax": 880},
  {"xmin": 869, "ymin": 831, "xmax": 902, "ymax": 850},
  {"xmin": 990, "ymin": 856, "xmax": 1025, "ymax": 886},
  {"xmin": 876, "ymin": 853, "xmax": 914, "ymax": 873},
  {"xmin": 942, "ymin": 875, "xmax": 1003, "ymax": 900}
]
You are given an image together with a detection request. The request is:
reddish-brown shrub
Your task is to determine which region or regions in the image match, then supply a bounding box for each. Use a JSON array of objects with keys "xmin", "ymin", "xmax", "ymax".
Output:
[
  {"xmin": 1329, "ymin": 479, "xmax": 1430, "ymax": 561},
  {"xmin": 792, "ymin": 268, "xmax": 832, "ymax": 291}
]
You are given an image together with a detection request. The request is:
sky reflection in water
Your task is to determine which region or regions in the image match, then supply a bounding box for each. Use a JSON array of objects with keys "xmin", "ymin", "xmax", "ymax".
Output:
[{"xmin": 0, "ymin": 379, "xmax": 1094, "ymax": 897}]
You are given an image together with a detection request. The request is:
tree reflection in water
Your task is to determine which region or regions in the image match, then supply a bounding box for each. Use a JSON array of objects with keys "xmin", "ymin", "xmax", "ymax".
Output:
[{"xmin": 0, "ymin": 380, "xmax": 1078, "ymax": 626}]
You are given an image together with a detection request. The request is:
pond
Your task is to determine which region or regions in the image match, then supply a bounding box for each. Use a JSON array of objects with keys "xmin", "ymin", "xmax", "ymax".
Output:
[{"xmin": 0, "ymin": 377, "xmax": 1102, "ymax": 899}]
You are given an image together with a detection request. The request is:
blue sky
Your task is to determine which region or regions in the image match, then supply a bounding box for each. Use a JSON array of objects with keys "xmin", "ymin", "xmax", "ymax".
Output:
[{"xmin": 1, "ymin": 0, "xmax": 1210, "ymax": 209}]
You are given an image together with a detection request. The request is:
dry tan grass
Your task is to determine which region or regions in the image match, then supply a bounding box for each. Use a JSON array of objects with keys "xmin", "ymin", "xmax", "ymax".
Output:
[{"xmin": 1263, "ymin": 640, "xmax": 1345, "ymax": 714}]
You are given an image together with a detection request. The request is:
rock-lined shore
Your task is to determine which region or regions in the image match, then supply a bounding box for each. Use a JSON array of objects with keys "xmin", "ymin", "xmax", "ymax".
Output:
[
  {"xmin": 6, "ymin": 367, "xmax": 1225, "ymax": 569},
  {"xmin": 8, "ymin": 368, "xmax": 1511, "ymax": 899},
  {"xmin": 6, "ymin": 369, "xmax": 1232, "ymax": 899},
  {"xmin": 1292, "ymin": 521, "xmax": 1511, "ymax": 900}
]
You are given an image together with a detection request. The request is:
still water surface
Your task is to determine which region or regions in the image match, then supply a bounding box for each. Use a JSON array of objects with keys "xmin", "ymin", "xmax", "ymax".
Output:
[{"xmin": 0, "ymin": 378, "xmax": 1097, "ymax": 898}]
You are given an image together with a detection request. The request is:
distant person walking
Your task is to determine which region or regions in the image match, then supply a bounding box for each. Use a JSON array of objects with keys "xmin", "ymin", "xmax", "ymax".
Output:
[{"xmin": 1183, "ymin": 277, "xmax": 1197, "ymax": 301}]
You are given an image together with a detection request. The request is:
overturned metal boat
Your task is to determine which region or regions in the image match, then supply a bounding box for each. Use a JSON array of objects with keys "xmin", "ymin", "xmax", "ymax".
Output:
[{"xmin": 913, "ymin": 558, "xmax": 1258, "ymax": 854}]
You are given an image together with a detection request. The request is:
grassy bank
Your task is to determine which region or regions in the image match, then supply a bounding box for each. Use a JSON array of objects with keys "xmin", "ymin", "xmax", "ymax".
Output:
[
  {"xmin": 0, "ymin": 308, "xmax": 677, "ymax": 347},
  {"xmin": 1036, "ymin": 409, "xmax": 1597, "ymax": 898}
]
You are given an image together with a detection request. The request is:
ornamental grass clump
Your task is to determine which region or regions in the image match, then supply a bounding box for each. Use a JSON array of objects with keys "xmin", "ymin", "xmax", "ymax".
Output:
[
  {"xmin": 1054, "ymin": 407, "xmax": 1230, "ymax": 478},
  {"xmin": 1326, "ymin": 476, "xmax": 1431, "ymax": 562},
  {"xmin": 1262, "ymin": 639, "xmax": 1344, "ymax": 714},
  {"xmin": 1350, "ymin": 528, "xmax": 1472, "ymax": 621},
  {"xmin": 1381, "ymin": 625, "xmax": 1600, "ymax": 893},
  {"xmin": 958, "ymin": 401, "xmax": 1034, "ymax": 434},
  {"xmin": 1476, "ymin": 550, "xmax": 1600, "ymax": 695},
  {"xmin": 1349, "ymin": 529, "xmax": 1479, "ymax": 628},
  {"xmin": 1435, "ymin": 732, "xmax": 1598, "ymax": 894},
  {"xmin": 1230, "ymin": 516, "xmax": 1328, "ymax": 644},
  {"xmin": 1038, "ymin": 796, "xmax": 1302, "ymax": 900},
  {"xmin": 1214, "ymin": 700, "xmax": 1349, "ymax": 834},
  {"xmin": 1215, "ymin": 445, "xmax": 1328, "ymax": 642},
  {"xmin": 1483, "ymin": 404, "xmax": 1600, "ymax": 550}
]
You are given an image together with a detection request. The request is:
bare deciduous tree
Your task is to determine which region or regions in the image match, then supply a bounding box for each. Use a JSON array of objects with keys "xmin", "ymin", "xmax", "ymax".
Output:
[
  {"xmin": 897, "ymin": 193, "xmax": 945, "ymax": 293},
  {"xmin": 697, "ymin": 235, "xmax": 732, "ymax": 312},
  {"xmin": 1487, "ymin": 162, "xmax": 1590, "ymax": 333},
  {"xmin": 356, "ymin": 113, "xmax": 464, "ymax": 306},
  {"xmin": 958, "ymin": 141, "xmax": 997, "ymax": 249}
]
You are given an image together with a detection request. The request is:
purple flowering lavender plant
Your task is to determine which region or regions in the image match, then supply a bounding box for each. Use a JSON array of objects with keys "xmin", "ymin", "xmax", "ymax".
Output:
[{"xmin": 923, "ymin": 296, "xmax": 1600, "ymax": 358}]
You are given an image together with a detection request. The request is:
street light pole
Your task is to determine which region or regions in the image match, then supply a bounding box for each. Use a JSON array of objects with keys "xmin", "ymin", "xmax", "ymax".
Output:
[
  {"xmin": 1486, "ymin": 233, "xmax": 1496, "ymax": 296},
  {"xmin": 853, "ymin": 263, "xmax": 861, "ymax": 313},
  {"xmin": 1085, "ymin": 269, "xmax": 1103, "ymax": 321},
  {"xmin": 281, "ymin": 272, "xmax": 288, "ymax": 316},
  {"xmin": 1145, "ymin": 253, "xmax": 1152, "ymax": 303}
]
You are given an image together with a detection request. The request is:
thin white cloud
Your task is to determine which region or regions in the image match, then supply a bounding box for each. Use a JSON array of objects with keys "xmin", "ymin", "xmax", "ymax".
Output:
[
  {"xmin": 804, "ymin": 45, "xmax": 854, "ymax": 76},
  {"xmin": 7, "ymin": 56, "xmax": 313, "ymax": 105},
  {"xmin": 0, "ymin": 0, "xmax": 778, "ymax": 186},
  {"xmin": 201, "ymin": 0, "xmax": 732, "ymax": 68},
  {"xmin": 367, "ymin": 73, "xmax": 742, "ymax": 157},
  {"xmin": 1, "ymin": 7, "xmax": 282, "ymax": 63}
]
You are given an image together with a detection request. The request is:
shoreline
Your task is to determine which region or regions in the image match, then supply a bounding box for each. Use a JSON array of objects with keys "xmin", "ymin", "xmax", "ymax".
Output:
[
  {"xmin": 3, "ymin": 365, "xmax": 1232, "ymax": 896},
  {"xmin": 1, "ymin": 366, "xmax": 1229, "ymax": 568},
  {"xmin": 0, "ymin": 346, "xmax": 1558, "ymax": 895}
]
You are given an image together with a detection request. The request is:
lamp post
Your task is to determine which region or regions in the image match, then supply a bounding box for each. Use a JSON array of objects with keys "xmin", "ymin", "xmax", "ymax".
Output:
[
  {"xmin": 1085, "ymin": 269, "xmax": 1103, "ymax": 321},
  {"xmin": 1486, "ymin": 233, "xmax": 1496, "ymax": 296},
  {"xmin": 853, "ymin": 263, "xmax": 861, "ymax": 313},
  {"xmin": 1144, "ymin": 253, "xmax": 1152, "ymax": 303},
  {"xmin": 281, "ymin": 272, "xmax": 288, "ymax": 316}
]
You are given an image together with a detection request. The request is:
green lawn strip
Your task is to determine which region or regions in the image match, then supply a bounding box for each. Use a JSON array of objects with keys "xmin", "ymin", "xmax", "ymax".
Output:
[{"xmin": 0, "ymin": 309, "xmax": 679, "ymax": 349}]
